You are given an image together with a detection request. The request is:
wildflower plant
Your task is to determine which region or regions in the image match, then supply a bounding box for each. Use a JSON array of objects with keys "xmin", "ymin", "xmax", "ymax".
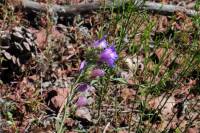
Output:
[
  {"xmin": 77, "ymin": 36, "xmax": 118, "ymax": 112},
  {"xmin": 86, "ymin": 36, "xmax": 118, "ymax": 117},
  {"xmin": 57, "ymin": 35, "xmax": 118, "ymax": 132}
]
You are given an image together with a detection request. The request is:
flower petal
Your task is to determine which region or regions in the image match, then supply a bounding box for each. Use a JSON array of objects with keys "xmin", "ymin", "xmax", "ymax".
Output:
[
  {"xmin": 91, "ymin": 68, "xmax": 105, "ymax": 78},
  {"xmin": 93, "ymin": 36, "xmax": 108, "ymax": 49},
  {"xmin": 99, "ymin": 46, "xmax": 118, "ymax": 67},
  {"xmin": 77, "ymin": 83, "xmax": 88, "ymax": 92},
  {"xmin": 79, "ymin": 60, "xmax": 86, "ymax": 71},
  {"xmin": 76, "ymin": 96, "xmax": 88, "ymax": 107}
]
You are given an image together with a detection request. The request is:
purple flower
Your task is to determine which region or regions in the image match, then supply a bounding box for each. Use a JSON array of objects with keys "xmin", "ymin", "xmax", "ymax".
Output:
[
  {"xmin": 76, "ymin": 96, "xmax": 88, "ymax": 107},
  {"xmin": 77, "ymin": 83, "xmax": 88, "ymax": 92},
  {"xmin": 79, "ymin": 60, "xmax": 86, "ymax": 71},
  {"xmin": 93, "ymin": 36, "xmax": 108, "ymax": 49},
  {"xmin": 99, "ymin": 46, "xmax": 118, "ymax": 67},
  {"xmin": 91, "ymin": 68, "xmax": 105, "ymax": 78}
]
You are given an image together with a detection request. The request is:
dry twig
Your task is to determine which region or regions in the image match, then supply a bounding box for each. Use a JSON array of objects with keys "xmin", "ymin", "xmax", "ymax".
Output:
[{"xmin": 12, "ymin": 0, "xmax": 198, "ymax": 16}]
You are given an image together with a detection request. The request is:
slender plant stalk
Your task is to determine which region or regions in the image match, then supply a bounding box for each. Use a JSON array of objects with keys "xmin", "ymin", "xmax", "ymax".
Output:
[
  {"xmin": 183, "ymin": 113, "xmax": 199, "ymax": 132},
  {"xmin": 174, "ymin": 99, "xmax": 200, "ymax": 132},
  {"xmin": 146, "ymin": 51, "xmax": 198, "ymax": 132},
  {"xmin": 57, "ymin": 73, "xmax": 82, "ymax": 133}
]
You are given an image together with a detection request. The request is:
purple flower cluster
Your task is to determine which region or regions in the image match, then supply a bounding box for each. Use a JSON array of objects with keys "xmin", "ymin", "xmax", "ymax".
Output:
[
  {"xmin": 76, "ymin": 36, "xmax": 118, "ymax": 107},
  {"xmin": 79, "ymin": 36, "xmax": 118, "ymax": 71},
  {"xmin": 99, "ymin": 46, "xmax": 118, "ymax": 67},
  {"xmin": 76, "ymin": 84, "xmax": 89, "ymax": 107},
  {"xmin": 94, "ymin": 36, "xmax": 118, "ymax": 67}
]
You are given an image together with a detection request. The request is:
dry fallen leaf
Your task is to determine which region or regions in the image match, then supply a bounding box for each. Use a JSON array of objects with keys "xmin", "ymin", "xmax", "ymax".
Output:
[
  {"xmin": 118, "ymin": 130, "xmax": 129, "ymax": 133},
  {"xmin": 176, "ymin": 12, "xmax": 187, "ymax": 20},
  {"xmin": 75, "ymin": 107, "xmax": 92, "ymax": 122},
  {"xmin": 6, "ymin": 0, "xmax": 22, "ymax": 6},
  {"xmin": 157, "ymin": 16, "xmax": 168, "ymax": 32},
  {"xmin": 30, "ymin": 125, "xmax": 52, "ymax": 133},
  {"xmin": 64, "ymin": 118, "xmax": 75, "ymax": 128},
  {"xmin": 121, "ymin": 88, "xmax": 136, "ymax": 102},
  {"xmin": 30, "ymin": 26, "xmax": 65, "ymax": 49},
  {"xmin": 19, "ymin": 77, "xmax": 36, "ymax": 99},
  {"xmin": 51, "ymin": 95, "xmax": 66, "ymax": 109},
  {"xmin": 188, "ymin": 127, "xmax": 199, "ymax": 133},
  {"xmin": 34, "ymin": 29, "xmax": 47, "ymax": 49},
  {"xmin": 124, "ymin": 56, "xmax": 144, "ymax": 72},
  {"xmin": 46, "ymin": 88, "xmax": 69, "ymax": 112},
  {"xmin": 149, "ymin": 94, "xmax": 176, "ymax": 118},
  {"xmin": 65, "ymin": 131, "xmax": 78, "ymax": 133}
]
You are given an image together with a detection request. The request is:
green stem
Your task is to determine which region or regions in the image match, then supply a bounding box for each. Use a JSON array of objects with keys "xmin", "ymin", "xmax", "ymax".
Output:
[{"xmin": 57, "ymin": 73, "xmax": 83, "ymax": 133}]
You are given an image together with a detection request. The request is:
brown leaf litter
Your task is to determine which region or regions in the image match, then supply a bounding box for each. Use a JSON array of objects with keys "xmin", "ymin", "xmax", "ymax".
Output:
[{"xmin": 45, "ymin": 88, "xmax": 69, "ymax": 112}]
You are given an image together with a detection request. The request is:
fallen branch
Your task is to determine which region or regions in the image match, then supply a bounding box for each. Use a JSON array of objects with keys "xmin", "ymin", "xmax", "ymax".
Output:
[
  {"xmin": 19, "ymin": 0, "xmax": 198, "ymax": 16},
  {"xmin": 21, "ymin": 0, "xmax": 101, "ymax": 15},
  {"xmin": 144, "ymin": 1, "xmax": 198, "ymax": 16}
]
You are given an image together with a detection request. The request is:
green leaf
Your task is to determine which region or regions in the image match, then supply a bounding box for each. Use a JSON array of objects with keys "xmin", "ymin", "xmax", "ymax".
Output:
[
  {"xmin": 175, "ymin": 127, "xmax": 181, "ymax": 133},
  {"xmin": 111, "ymin": 78, "xmax": 127, "ymax": 84},
  {"xmin": 7, "ymin": 121, "xmax": 13, "ymax": 125}
]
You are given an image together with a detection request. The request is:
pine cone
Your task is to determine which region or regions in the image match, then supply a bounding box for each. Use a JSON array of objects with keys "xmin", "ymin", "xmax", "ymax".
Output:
[{"xmin": 0, "ymin": 26, "xmax": 37, "ymax": 83}]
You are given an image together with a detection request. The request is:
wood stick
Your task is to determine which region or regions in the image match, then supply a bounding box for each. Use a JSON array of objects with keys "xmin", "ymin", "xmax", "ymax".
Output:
[
  {"xmin": 19, "ymin": 0, "xmax": 198, "ymax": 16},
  {"xmin": 144, "ymin": 1, "xmax": 198, "ymax": 16},
  {"xmin": 21, "ymin": 0, "xmax": 101, "ymax": 15}
]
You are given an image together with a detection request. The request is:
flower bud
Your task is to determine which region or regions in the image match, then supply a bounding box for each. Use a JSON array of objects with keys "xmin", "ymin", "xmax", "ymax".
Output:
[
  {"xmin": 91, "ymin": 68, "xmax": 105, "ymax": 78},
  {"xmin": 76, "ymin": 96, "xmax": 88, "ymax": 107}
]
